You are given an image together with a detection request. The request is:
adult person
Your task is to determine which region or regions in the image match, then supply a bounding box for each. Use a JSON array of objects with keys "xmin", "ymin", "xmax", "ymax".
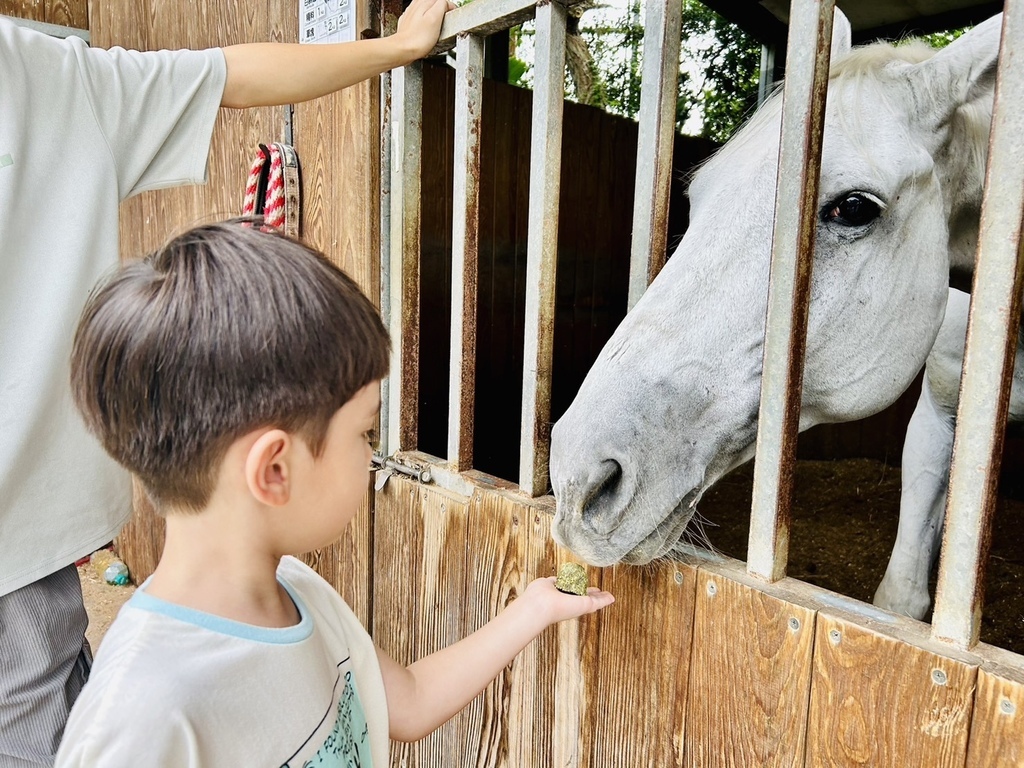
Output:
[{"xmin": 0, "ymin": 2, "xmax": 451, "ymax": 764}]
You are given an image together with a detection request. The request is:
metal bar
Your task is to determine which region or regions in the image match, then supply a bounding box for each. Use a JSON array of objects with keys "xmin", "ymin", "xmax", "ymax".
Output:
[
  {"xmin": 430, "ymin": 0, "xmax": 586, "ymax": 55},
  {"xmin": 379, "ymin": 71, "xmax": 393, "ymax": 455},
  {"xmin": 448, "ymin": 33, "xmax": 485, "ymax": 469},
  {"xmin": 746, "ymin": 0, "xmax": 835, "ymax": 582},
  {"xmin": 387, "ymin": 62, "xmax": 424, "ymax": 453},
  {"xmin": 378, "ymin": 0, "xmax": 403, "ymax": 457},
  {"xmin": 519, "ymin": 0, "xmax": 567, "ymax": 496},
  {"xmin": 626, "ymin": 0, "xmax": 683, "ymax": 310},
  {"xmin": 932, "ymin": 10, "xmax": 1020, "ymax": 650},
  {"xmin": 1, "ymin": 14, "xmax": 89, "ymax": 42}
]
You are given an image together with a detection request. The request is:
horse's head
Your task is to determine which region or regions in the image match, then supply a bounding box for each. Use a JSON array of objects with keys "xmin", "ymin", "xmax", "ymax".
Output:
[{"xmin": 549, "ymin": 13, "xmax": 1002, "ymax": 567}]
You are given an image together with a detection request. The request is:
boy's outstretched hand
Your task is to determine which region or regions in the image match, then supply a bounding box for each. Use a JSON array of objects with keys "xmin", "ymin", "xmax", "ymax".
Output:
[
  {"xmin": 521, "ymin": 576, "xmax": 616, "ymax": 624},
  {"xmin": 394, "ymin": 0, "xmax": 459, "ymax": 60}
]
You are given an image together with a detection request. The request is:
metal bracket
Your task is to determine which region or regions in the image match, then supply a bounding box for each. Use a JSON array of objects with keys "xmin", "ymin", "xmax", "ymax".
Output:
[{"xmin": 371, "ymin": 451, "xmax": 433, "ymax": 491}]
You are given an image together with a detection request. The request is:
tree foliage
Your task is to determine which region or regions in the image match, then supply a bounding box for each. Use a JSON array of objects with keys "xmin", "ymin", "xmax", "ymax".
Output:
[
  {"xmin": 508, "ymin": 0, "xmax": 761, "ymax": 140},
  {"xmin": 506, "ymin": 3, "xmax": 967, "ymax": 142}
]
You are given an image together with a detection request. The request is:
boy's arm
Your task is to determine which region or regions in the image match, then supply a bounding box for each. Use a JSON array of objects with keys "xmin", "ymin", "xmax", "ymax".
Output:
[
  {"xmin": 220, "ymin": 0, "xmax": 451, "ymax": 108},
  {"xmin": 376, "ymin": 577, "xmax": 614, "ymax": 741}
]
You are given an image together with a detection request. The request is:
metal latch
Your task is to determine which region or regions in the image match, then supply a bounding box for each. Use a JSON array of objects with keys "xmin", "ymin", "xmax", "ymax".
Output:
[{"xmin": 372, "ymin": 452, "xmax": 433, "ymax": 491}]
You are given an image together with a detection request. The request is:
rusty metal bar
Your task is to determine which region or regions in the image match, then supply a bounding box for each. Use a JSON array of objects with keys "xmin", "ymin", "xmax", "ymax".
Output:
[
  {"xmin": 387, "ymin": 61, "xmax": 424, "ymax": 453},
  {"xmin": 448, "ymin": 33, "xmax": 485, "ymax": 470},
  {"xmin": 378, "ymin": 0, "xmax": 402, "ymax": 456},
  {"xmin": 746, "ymin": 0, "xmax": 835, "ymax": 583},
  {"xmin": 626, "ymin": 0, "xmax": 684, "ymax": 310},
  {"xmin": 429, "ymin": 0, "xmax": 586, "ymax": 55},
  {"xmin": 932, "ymin": 10, "xmax": 1019, "ymax": 650},
  {"xmin": 519, "ymin": 0, "xmax": 567, "ymax": 496}
]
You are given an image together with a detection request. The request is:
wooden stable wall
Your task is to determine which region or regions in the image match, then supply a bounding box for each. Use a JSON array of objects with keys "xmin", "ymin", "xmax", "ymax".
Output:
[
  {"xmin": 0, "ymin": 0, "xmax": 87, "ymax": 27},
  {"xmin": 375, "ymin": 467, "xmax": 1024, "ymax": 768}
]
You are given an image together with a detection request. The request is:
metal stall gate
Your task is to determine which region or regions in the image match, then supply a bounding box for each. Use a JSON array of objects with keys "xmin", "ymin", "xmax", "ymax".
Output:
[{"xmin": 375, "ymin": 0, "xmax": 1024, "ymax": 765}]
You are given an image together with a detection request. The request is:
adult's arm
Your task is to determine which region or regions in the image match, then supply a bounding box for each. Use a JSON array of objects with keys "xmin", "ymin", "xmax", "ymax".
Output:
[{"xmin": 221, "ymin": 0, "xmax": 451, "ymax": 108}]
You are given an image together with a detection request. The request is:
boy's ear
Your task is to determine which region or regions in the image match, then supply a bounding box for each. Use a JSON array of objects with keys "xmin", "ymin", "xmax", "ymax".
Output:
[{"xmin": 245, "ymin": 429, "xmax": 293, "ymax": 506}]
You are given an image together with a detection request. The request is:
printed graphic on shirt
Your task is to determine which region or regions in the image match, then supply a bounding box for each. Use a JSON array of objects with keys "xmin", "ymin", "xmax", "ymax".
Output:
[
  {"xmin": 281, "ymin": 658, "xmax": 372, "ymax": 768},
  {"xmin": 0, "ymin": 153, "xmax": 12, "ymax": 168}
]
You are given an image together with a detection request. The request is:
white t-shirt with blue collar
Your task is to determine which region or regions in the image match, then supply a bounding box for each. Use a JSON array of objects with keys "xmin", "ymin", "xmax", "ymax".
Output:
[{"xmin": 56, "ymin": 556, "xmax": 390, "ymax": 767}]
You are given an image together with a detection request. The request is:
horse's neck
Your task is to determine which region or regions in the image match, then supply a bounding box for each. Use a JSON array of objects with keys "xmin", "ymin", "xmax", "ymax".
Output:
[{"xmin": 937, "ymin": 96, "xmax": 993, "ymax": 282}]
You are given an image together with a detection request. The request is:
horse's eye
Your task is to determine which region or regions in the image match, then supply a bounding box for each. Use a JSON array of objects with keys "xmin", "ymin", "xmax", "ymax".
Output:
[{"xmin": 822, "ymin": 193, "xmax": 882, "ymax": 227}]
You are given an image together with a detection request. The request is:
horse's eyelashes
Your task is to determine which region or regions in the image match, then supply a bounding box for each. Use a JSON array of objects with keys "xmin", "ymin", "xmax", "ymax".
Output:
[{"xmin": 821, "ymin": 192, "xmax": 883, "ymax": 228}]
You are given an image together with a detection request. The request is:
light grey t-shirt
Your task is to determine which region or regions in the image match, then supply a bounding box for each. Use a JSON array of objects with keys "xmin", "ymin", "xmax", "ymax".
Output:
[
  {"xmin": 56, "ymin": 556, "xmax": 391, "ymax": 766},
  {"xmin": 0, "ymin": 17, "xmax": 226, "ymax": 595}
]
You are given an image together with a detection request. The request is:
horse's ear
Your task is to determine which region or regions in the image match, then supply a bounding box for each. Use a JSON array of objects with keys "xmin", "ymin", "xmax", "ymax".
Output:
[
  {"xmin": 831, "ymin": 8, "xmax": 852, "ymax": 62},
  {"xmin": 919, "ymin": 14, "xmax": 1002, "ymax": 110}
]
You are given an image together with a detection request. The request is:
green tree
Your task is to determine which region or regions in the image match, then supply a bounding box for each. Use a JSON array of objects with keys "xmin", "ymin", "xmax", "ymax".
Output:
[{"xmin": 510, "ymin": 0, "xmax": 761, "ymax": 140}]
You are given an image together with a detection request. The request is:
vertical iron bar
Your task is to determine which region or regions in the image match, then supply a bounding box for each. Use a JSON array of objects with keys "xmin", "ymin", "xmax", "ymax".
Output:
[
  {"xmin": 520, "ymin": 0, "xmax": 567, "ymax": 496},
  {"xmin": 932, "ymin": 10, "xmax": 1020, "ymax": 650},
  {"xmin": 449, "ymin": 33, "xmax": 485, "ymax": 469},
  {"xmin": 387, "ymin": 62, "xmax": 424, "ymax": 453},
  {"xmin": 747, "ymin": 0, "xmax": 835, "ymax": 582},
  {"xmin": 627, "ymin": 0, "xmax": 684, "ymax": 310},
  {"xmin": 379, "ymin": 0, "xmax": 402, "ymax": 456}
]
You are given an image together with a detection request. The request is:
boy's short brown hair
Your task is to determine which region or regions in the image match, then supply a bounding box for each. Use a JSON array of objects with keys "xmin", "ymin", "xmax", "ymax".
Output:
[{"xmin": 70, "ymin": 220, "xmax": 390, "ymax": 512}]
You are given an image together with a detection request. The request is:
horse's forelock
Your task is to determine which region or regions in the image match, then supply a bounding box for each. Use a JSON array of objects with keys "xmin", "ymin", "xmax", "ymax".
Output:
[{"xmin": 829, "ymin": 40, "xmax": 935, "ymax": 83}]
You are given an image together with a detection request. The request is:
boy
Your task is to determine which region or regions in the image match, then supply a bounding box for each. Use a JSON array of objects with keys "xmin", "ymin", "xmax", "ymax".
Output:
[
  {"xmin": 55, "ymin": 221, "xmax": 614, "ymax": 765},
  {"xmin": 1, "ymin": 3, "xmax": 451, "ymax": 761}
]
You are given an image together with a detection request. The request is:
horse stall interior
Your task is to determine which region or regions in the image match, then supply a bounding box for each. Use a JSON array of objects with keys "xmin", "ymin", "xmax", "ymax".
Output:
[{"xmin": 13, "ymin": 0, "xmax": 1023, "ymax": 764}]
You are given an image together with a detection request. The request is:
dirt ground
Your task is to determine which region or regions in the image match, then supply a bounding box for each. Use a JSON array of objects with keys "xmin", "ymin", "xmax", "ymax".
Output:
[
  {"xmin": 79, "ymin": 556, "xmax": 135, "ymax": 652},
  {"xmin": 697, "ymin": 457, "xmax": 1024, "ymax": 654}
]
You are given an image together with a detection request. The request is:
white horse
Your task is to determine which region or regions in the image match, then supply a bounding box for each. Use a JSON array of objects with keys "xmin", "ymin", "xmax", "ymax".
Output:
[{"xmin": 549, "ymin": 13, "xmax": 1006, "ymax": 619}]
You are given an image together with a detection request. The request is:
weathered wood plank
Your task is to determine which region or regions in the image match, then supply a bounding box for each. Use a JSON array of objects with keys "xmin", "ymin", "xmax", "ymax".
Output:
[
  {"xmin": 459, "ymin": 489, "xmax": 532, "ymax": 766},
  {"xmin": 590, "ymin": 562, "xmax": 696, "ymax": 767},
  {"xmin": 412, "ymin": 485, "xmax": 471, "ymax": 766},
  {"xmin": 807, "ymin": 614, "xmax": 976, "ymax": 767},
  {"xmin": 372, "ymin": 474, "xmax": 423, "ymax": 768},
  {"xmin": 46, "ymin": 0, "xmax": 86, "ymax": 29},
  {"xmin": 965, "ymin": 645, "xmax": 1024, "ymax": 768},
  {"xmin": 685, "ymin": 566, "xmax": 815, "ymax": 766}
]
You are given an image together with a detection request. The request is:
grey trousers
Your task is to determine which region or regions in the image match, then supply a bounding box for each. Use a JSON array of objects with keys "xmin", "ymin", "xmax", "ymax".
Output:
[{"xmin": 0, "ymin": 565, "xmax": 92, "ymax": 768}]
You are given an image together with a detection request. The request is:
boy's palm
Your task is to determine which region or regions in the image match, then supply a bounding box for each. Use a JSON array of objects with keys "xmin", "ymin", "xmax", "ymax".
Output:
[{"xmin": 523, "ymin": 577, "xmax": 615, "ymax": 624}]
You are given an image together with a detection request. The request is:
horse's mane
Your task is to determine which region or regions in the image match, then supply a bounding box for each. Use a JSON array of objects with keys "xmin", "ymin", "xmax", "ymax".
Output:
[{"xmin": 687, "ymin": 38, "xmax": 991, "ymax": 196}]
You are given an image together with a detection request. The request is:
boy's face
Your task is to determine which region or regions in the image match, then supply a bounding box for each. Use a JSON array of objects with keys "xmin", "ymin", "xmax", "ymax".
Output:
[{"xmin": 289, "ymin": 381, "xmax": 380, "ymax": 551}]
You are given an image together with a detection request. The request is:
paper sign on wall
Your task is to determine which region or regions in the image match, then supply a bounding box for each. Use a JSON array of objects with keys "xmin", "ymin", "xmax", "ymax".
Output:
[{"xmin": 300, "ymin": 0, "xmax": 355, "ymax": 44}]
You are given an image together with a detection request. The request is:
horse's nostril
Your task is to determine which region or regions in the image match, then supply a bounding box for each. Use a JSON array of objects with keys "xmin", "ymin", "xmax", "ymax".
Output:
[{"xmin": 581, "ymin": 460, "xmax": 626, "ymax": 533}]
